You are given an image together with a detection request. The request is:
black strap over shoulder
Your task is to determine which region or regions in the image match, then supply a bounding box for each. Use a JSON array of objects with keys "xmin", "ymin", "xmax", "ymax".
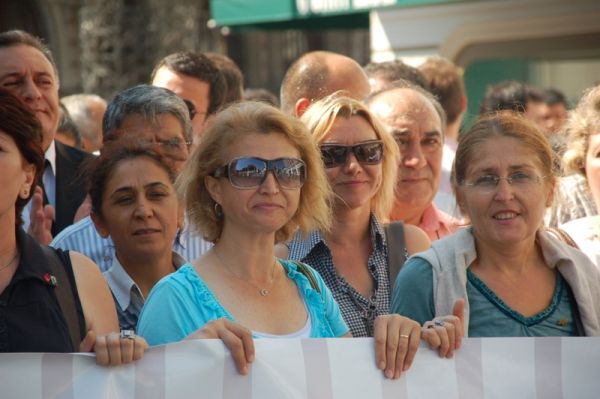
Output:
[
  {"xmin": 291, "ymin": 261, "xmax": 321, "ymax": 294},
  {"xmin": 41, "ymin": 246, "xmax": 82, "ymax": 352},
  {"xmin": 384, "ymin": 222, "xmax": 406, "ymax": 294}
]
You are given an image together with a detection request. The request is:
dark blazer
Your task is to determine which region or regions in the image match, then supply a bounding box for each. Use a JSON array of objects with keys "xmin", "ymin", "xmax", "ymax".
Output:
[{"xmin": 53, "ymin": 140, "xmax": 94, "ymax": 235}]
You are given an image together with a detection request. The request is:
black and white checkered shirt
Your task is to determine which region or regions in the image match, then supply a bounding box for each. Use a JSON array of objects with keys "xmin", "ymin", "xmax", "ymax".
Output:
[{"xmin": 288, "ymin": 215, "xmax": 399, "ymax": 337}]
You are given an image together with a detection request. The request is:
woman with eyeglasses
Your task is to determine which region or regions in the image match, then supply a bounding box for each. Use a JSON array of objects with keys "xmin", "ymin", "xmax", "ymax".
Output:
[
  {"xmin": 391, "ymin": 113, "xmax": 600, "ymax": 345},
  {"xmin": 286, "ymin": 94, "xmax": 458, "ymax": 361},
  {"xmin": 137, "ymin": 101, "xmax": 416, "ymax": 379}
]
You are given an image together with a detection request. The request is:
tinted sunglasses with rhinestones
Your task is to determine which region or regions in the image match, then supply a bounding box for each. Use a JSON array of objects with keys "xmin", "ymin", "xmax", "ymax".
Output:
[
  {"xmin": 319, "ymin": 140, "xmax": 384, "ymax": 168},
  {"xmin": 212, "ymin": 157, "xmax": 307, "ymax": 190}
]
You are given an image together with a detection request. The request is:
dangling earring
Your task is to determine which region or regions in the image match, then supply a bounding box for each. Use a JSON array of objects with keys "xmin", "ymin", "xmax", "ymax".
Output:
[
  {"xmin": 21, "ymin": 187, "xmax": 30, "ymax": 198},
  {"xmin": 214, "ymin": 202, "xmax": 224, "ymax": 219}
]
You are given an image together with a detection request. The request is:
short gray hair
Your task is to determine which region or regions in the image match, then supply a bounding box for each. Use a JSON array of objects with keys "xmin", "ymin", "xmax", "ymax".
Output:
[
  {"xmin": 103, "ymin": 84, "xmax": 192, "ymax": 143},
  {"xmin": 61, "ymin": 94, "xmax": 106, "ymax": 146}
]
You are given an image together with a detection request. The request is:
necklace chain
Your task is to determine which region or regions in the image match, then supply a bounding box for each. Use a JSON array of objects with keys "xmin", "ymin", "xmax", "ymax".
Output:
[
  {"xmin": 213, "ymin": 249, "xmax": 277, "ymax": 297},
  {"xmin": 0, "ymin": 249, "xmax": 19, "ymax": 273}
]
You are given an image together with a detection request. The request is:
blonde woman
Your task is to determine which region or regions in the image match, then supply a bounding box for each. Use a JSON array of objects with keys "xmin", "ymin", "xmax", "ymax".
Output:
[
  {"xmin": 138, "ymin": 102, "xmax": 417, "ymax": 379},
  {"xmin": 283, "ymin": 94, "xmax": 441, "ymax": 363}
]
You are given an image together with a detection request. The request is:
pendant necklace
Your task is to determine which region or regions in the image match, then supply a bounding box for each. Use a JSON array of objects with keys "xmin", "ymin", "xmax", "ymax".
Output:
[{"xmin": 214, "ymin": 249, "xmax": 277, "ymax": 296}]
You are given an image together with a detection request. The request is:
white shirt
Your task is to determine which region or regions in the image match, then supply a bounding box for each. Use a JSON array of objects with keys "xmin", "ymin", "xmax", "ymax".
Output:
[
  {"xmin": 560, "ymin": 216, "xmax": 600, "ymax": 270},
  {"xmin": 22, "ymin": 140, "xmax": 57, "ymax": 230},
  {"xmin": 434, "ymin": 138, "xmax": 461, "ymax": 219},
  {"xmin": 103, "ymin": 255, "xmax": 144, "ymax": 313}
]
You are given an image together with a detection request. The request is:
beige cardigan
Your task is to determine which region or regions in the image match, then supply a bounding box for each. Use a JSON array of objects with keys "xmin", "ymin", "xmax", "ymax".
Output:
[{"xmin": 415, "ymin": 227, "xmax": 600, "ymax": 336}]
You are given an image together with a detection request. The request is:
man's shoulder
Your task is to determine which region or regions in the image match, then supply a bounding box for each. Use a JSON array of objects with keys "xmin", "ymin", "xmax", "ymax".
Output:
[
  {"xmin": 51, "ymin": 216, "xmax": 98, "ymax": 246},
  {"xmin": 55, "ymin": 140, "xmax": 95, "ymax": 165}
]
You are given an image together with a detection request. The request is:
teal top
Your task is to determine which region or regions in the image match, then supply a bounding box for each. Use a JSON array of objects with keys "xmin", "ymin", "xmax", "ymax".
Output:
[
  {"xmin": 391, "ymin": 257, "xmax": 578, "ymax": 336},
  {"xmin": 138, "ymin": 260, "xmax": 349, "ymax": 346}
]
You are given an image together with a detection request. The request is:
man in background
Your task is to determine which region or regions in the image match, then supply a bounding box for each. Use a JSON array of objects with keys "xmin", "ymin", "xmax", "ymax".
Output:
[
  {"xmin": 206, "ymin": 52, "xmax": 243, "ymax": 105},
  {"xmin": 368, "ymin": 80, "xmax": 459, "ymax": 240},
  {"xmin": 280, "ymin": 50, "xmax": 370, "ymax": 117},
  {"xmin": 61, "ymin": 93, "xmax": 107, "ymax": 153},
  {"xmin": 541, "ymin": 87, "xmax": 569, "ymax": 136},
  {"xmin": 418, "ymin": 57, "xmax": 467, "ymax": 218},
  {"xmin": 364, "ymin": 59, "xmax": 429, "ymax": 93},
  {"xmin": 151, "ymin": 51, "xmax": 226, "ymax": 146},
  {"xmin": 0, "ymin": 29, "xmax": 92, "ymax": 240}
]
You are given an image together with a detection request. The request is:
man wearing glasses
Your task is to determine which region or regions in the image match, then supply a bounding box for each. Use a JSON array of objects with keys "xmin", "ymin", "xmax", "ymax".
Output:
[
  {"xmin": 151, "ymin": 51, "xmax": 227, "ymax": 148},
  {"xmin": 52, "ymin": 85, "xmax": 213, "ymax": 271}
]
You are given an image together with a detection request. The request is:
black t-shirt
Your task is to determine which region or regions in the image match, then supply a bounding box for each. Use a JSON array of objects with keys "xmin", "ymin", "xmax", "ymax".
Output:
[{"xmin": 0, "ymin": 228, "xmax": 85, "ymax": 352}]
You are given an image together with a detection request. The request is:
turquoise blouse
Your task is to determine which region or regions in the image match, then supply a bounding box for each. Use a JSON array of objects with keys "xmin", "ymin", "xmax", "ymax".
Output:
[
  {"xmin": 138, "ymin": 260, "xmax": 349, "ymax": 346},
  {"xmin": 391, "ymin": 257, "xmax": 578, "ymax": 336}
]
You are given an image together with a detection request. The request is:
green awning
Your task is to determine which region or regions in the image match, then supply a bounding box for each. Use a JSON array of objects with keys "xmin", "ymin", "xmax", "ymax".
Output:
[{"xmin": 210, "ymin": 0, "xmax": 461, "ymax": 28}]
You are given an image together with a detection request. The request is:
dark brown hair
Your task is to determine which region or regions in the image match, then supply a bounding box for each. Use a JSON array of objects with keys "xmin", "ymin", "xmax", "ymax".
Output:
[
  {"xmin": 0, "ymin": 89, "xmax": 44, "ymax": 226},
  {"xmin": 87, "ymin": 140, "xmax": 175, "ymax": 217},
  {"xmin": 150, "ymin": 51, "xmax": 226, "ymax": 116},
  {"xmin": 206, "ymin": 52, "xmax": 243, "ymax": 104},
  {"xmin": 0, "ymin": 30, "xmax": 59, "ymax": 81}
]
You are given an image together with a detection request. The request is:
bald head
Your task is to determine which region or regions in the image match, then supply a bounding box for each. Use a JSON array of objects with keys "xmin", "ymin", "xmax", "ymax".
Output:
[{"xmin": 280, "ymin": 51, "xmax": 369, "ymax": 116}]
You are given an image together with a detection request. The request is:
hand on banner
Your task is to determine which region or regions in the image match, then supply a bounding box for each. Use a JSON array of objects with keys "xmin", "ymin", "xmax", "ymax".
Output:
[
  {"xmin": 422, "ymin": 298, "xmax": 465, "ymax": 358},
  {"xmin": 80, "ymin": 329, "xmax": 148, "ymax": 366},
  {"xmin": 28, "ymin": 186, "xmax": 54, "ymax": 245},
  {"xmin": 187, "ymin": 318, "xmax": 255, "ymax": 375},
  {"xmin": 373, "ymin": 314, "xmax": 421, "ymax": 379}
]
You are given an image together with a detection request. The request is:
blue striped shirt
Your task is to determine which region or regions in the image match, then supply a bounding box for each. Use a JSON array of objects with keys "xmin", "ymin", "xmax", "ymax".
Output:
[{"xmin": 51, "ymin": 216, "xmax": 213, "ymax": 271}]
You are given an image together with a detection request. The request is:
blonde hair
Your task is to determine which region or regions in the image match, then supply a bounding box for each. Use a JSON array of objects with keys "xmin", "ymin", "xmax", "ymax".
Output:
[
  {"xmin": 301, "ymin": 92, "xmax": 399, "ymax": 221},
  {"xmin": 562, "ymin": 84, "xmax": 600, "ymax": 177},
  {"xmin": 176, "ymin": 101, "xmax": 333, "ymax": 243}
]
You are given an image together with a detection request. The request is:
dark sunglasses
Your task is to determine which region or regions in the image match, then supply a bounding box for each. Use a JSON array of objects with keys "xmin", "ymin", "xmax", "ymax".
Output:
[
  {"xmin": 212, "ymin": 157, "xmax": 306, "ymax": 190},
  {"xmin": 320, "ymin": 140, "xmax": 384, "ymax": 168},
  {"xmin": 183, "ymin": 99, "xmax": 197, "ymax": 120}
]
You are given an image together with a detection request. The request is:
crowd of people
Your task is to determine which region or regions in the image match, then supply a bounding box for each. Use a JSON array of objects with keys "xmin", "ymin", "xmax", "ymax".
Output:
[{"xmin": 1, "ymin": 28, "xmax": 599, "ymax": 376}]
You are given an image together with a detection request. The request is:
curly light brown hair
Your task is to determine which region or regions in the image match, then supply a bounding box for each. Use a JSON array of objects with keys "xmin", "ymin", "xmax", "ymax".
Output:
[
  {"xmin": 177, "ymin": 101, "xmax": 333, "ymax": 243},
  {"xmin": 562, "ymin": 84, "xmax": 600, "ymax": 177}
]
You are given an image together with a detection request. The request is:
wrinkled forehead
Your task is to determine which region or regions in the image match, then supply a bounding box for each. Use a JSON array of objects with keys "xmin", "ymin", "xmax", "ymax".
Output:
[
  {"xmin": 464, "ymin": 136, "xmax": 546, "ymax": 175},
  {"xmin": 0, "ymin": 44, "xmax": 58, "ymax": 79},
  {"xmin": 370, "ymin": 90, "xmax": 441, "ymax": 127},
  {"xmin": 114, "ymin": 113, "xmax": 184, "ymax": 139},
  {"xmin": 369, "ymin": 88, "xmax": 441, "ymax": 117}
]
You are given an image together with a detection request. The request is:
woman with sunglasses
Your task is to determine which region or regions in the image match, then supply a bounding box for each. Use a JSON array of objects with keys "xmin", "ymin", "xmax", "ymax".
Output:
[
  {"xmin": 138, "ymin": 101, "xmax": 419, "ymax": 379},
  {"xmin": 284, "ymin": 94, "xmax": 453, "ymax": 351}
]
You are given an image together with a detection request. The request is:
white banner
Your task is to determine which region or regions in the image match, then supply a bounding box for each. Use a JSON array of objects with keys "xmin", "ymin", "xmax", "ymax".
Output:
[{"xmin": 1, "ymin": 337, "xmax": 599, "ymax": 399}]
